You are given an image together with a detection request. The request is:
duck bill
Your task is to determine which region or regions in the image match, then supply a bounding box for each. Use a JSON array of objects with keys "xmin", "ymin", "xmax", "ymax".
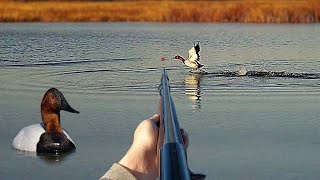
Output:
[{"xmin": 61, "ymin": 98, "xmax": 79, "ymax": 114}]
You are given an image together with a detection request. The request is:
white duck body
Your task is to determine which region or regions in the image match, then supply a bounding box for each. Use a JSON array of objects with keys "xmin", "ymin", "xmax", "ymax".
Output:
[
  {"xmin": 185, "ymin": 60, "xmax": 200, "ymax": 69},
  {"xmin": 12, "ymin": 123, "xmax": 74, "ymax": 152}
]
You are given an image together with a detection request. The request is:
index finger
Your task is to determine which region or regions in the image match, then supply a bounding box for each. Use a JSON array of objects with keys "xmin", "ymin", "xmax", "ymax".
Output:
[
  {"xmin": 157, "ymin": 98, "xmax": 164, "ymax": 147},
  {"xmin": 156, "ymin": 98, "xmax": 164, "ymax": 176},
  {"xmin": 149, "ymin": 114, "xmax": 160, "ymax": 125}
]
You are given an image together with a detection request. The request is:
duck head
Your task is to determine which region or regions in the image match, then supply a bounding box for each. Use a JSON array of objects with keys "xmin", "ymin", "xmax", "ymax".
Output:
[
  {"xmin": 173, "ymin": 55, "xmax": 185, "ymax": 62},
  {"xmin": 41, "ymin": 88, "xmax": 79, "ymax": 133}
]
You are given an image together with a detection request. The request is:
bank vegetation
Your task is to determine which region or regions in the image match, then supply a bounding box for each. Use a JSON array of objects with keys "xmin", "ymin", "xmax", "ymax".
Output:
[{"xmin": 0, "ymin": 0, "xmax": 319, "ymax": 23}]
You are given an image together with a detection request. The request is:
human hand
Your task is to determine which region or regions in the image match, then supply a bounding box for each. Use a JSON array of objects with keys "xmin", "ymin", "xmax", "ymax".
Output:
[{"xmin": 118, "ymin": 103, "xmax": 189, "ymax": 180}]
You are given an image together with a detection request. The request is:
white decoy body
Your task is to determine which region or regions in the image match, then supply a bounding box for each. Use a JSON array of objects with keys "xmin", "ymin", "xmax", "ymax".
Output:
[
  {"xmin": 173, "ymin": 43, "xmax": 204, "ymax": 72},
  {"xmin": 12, "ymin": 123, "xmax": 74, "ymax": 152}
]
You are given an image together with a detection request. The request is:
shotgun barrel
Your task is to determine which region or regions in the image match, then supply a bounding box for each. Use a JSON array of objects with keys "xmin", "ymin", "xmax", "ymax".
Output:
[{"xmin": 159, "ymin": 68, "xmax": 206, "ymax": 180}]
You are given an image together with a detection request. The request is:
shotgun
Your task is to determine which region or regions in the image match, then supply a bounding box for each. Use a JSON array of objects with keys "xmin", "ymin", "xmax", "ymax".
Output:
[{"xmin": 159, "ymin": 68, "xmax": 206, "ymax": 180}]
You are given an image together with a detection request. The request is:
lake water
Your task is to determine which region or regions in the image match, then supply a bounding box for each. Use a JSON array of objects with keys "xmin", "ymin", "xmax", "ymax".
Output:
[{"xmin": 1, "ymin": 23, "xmax": 320, "ymax": 180}]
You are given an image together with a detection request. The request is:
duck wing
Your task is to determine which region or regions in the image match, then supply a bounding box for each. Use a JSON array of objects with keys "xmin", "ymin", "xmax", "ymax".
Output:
[
  {"xmin": 187, "ymin": 43, "xmax": 200, "ymax": 62},
  {"xmin": 194, "ymin": 43, "xmax": 200, "ymax": 54}
]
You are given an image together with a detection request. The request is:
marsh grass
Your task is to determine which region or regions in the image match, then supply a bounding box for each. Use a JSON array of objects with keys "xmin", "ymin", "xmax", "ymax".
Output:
[{"xmin": 0, "ymin": 0, "xmax": 319, "ymax": 23}]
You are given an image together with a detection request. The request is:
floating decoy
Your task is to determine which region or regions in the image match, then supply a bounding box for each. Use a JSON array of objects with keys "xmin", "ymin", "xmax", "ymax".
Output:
[{"xmin": 12, "ymin": 88, "xmax": 79, "ymax": 154}]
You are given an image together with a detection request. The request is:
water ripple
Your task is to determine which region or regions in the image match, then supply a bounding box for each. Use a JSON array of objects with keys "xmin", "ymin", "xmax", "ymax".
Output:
[
  {"xmin": 53, "ymin": 67, "xmax": 159, "ymax": 76},
  {"xmin": 0, "ymin": 58, "xmax": 141, "ymax": 68}
]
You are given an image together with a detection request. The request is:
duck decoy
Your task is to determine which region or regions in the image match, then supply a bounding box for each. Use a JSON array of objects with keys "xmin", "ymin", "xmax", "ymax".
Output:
[
  {"xmin": 12, "ymin": 88, "xmax": 79, "ymax": 154},
  {"xmin": 173, "ymin": 43, "xmax": 205, "ymax": 73}
]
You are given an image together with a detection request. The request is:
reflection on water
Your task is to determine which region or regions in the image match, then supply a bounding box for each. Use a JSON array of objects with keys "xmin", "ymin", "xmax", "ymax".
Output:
[
  {"xmin": 37, "ymin": 152, "xmax": 74, "ymax": 164},
  {"xmin": 15, "ymin": 150, "xmax": 74, "ymax": 163},
  {"xmin": 183, "ymin": 73, "xmax": 203, "ymax": 110}
]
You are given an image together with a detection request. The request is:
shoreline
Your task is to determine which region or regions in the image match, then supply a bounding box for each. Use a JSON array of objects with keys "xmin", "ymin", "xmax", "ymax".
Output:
[{"xmin": 0, "ymin": 1, "xmax": 319, "ymax": 23}]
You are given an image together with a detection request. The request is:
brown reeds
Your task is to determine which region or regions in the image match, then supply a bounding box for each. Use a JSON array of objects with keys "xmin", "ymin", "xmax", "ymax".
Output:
[{"xmin": 0, "ymin": 0, "xmax": 319, "ymax": 23}]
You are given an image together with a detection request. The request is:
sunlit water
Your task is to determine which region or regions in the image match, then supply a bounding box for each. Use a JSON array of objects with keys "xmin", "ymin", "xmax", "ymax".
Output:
[{"xmin": 1, "ymin": 23, "xmax": 320, "ymax": 179}]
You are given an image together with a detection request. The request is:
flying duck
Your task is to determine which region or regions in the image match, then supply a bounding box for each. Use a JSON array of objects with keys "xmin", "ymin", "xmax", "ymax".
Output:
[
  {"xmin": 173, "ymin": 43, "xmax": 205, "ymax": 72},
  {"xmin": 12, "ymin": 88, "xmax": 79, "ymax": 154}
]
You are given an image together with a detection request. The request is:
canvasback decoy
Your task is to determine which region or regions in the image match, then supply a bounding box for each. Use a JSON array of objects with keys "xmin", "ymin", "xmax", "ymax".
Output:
[
  {"xmin": 12, "ymin": 88, "xmax": 79, "ymax": 154},
  {"xmin": 173, "ymin": 43, "xmax": 205, "ymax": 72}
]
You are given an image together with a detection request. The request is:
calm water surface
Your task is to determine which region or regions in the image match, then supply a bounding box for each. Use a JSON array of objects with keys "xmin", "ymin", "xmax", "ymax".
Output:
[{"xmin": 1, "ymin": 23, "xmax": 320, "ymax": 179}]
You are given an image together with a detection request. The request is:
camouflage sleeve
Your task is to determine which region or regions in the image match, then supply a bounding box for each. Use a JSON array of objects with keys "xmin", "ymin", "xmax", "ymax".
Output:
[{"xmin": 99, "ymin": 163, "xmax": 137, "ymax": 180}]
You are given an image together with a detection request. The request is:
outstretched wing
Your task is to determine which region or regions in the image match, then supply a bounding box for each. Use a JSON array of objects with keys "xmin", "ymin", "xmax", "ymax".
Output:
[
  {"xmin": 187, "ymin": 43, "xmax": 200, "ymax": 62},
  {"xmin": 194, "ymin": 43, "xmax": 200, "ymax": 54}
]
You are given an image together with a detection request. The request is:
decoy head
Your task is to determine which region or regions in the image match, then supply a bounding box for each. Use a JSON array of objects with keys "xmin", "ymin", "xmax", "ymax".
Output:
[{"xmin": 41, "ymin": 88, "xmax": 79, "ymax": 114}]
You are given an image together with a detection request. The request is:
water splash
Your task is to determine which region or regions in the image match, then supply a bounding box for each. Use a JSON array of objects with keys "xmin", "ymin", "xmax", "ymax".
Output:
[{"xmin": 203, "ymin": 69, "xmax": 320, "ymax": 79}]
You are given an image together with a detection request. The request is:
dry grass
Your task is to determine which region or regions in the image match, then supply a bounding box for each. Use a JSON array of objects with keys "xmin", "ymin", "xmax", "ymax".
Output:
[{"xmin": 0, "ymin": 0, "xmax": 319, "ymax": 23}]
